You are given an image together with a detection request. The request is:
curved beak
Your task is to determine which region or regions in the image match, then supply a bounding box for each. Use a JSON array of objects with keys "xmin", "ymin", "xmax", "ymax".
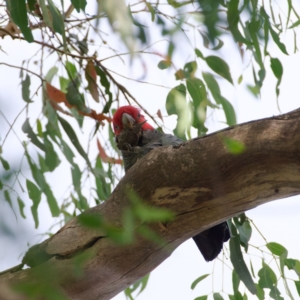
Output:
[{"xmin": 122, "ymin": 113, "xmax": 136, "ymax": 129}]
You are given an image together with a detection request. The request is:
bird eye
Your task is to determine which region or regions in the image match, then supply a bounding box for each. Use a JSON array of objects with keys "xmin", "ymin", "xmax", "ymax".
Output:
[
  {"xmin": 114, "ymin": 125, "xmax": 119, "ymax": 130},
  {"xmin": 137, "ymin": 113, "xmax": 141, "ymax": 118}
]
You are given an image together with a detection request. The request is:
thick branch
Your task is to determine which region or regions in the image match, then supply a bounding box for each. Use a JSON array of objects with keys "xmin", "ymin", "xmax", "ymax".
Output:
[{"xmin": 1, "ymin": 109, "xmax": 300, "ymax": 299}]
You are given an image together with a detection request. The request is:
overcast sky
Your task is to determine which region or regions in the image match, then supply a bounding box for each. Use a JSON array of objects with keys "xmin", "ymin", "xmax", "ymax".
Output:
[{"xmin": 1, "ymin": 1, "xmax": 300, "ymax": 300}]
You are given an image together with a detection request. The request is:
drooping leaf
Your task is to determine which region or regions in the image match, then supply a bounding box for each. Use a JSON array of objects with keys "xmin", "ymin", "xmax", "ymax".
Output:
[
  {"xmin": 47, "ymin": 0, "xmax": 64, "ymax": 35},
  {"xmin": 71, "ymin": 0, "xmax": 87, "ymax": 12},
  {"xmin": 205, "ymin": 56, "xmax": 233, "ymax": 84},
  {"xmin": 289, "ymin": 19, "xmax": 300, "ymax": 29},
  {"xmin": 166, "ymin": 84, "xmax": 189, "ymax": 140},
  {"xmin": 213, "ymin": 293, "xmax": 224, "ymax": 300},
  {"xmin": 266, "ymin": 242, "xmax": 287, "ymax": 257},
  {"xmin": 270, "ymin": 58, "xmax": 283, "ymax": 98},
  {"xmin": 0, "ymin": 157, "xmax": 10, "ymax": 171},
  {"xmin": 26, "ymin": 179, "xmax": 42, "ymax": 228},
  {"xmin": 269, "ymin": 27, "xmax": 288, "ymax": 55},
  {"xmin": 66, "ymin": 76, "xmax": 87, "ymax": 112},
  {"xmin": 5, "ymin": 0, "xmax": 34, "ymax": 42},
  {"xmin": 191, "ymin": 274, "xmax": 210, "ymax": 290},
  {"xmin": 194, "ymin": 296, "xmax": 208, "ymax": 300},
  {"xmin": 158, "ymin": 60, "xmax": 171, "ymax": 70},
  {"xmin": 39, "ymin": 0, "xmax": 53, "ymax": 30},
  {"xmin": 58, "ymin": 116, "xmax": 91, "ymax": 169},
  {"xmin": 85, "ymin": 60, "xmax": 99, "ymax": 103},
  {"xmin": 223, "ymin": 137, "xmax": 245, "ymax": 155},
  {"xmin": 228, "ymin": 220, "xmax": 257, "ymax": 295},
  {"xmin": 22, "ymin": 119, "xmax": 45, "ymax": 152},
  {"xmin": 294, "ymin": 281, "xmax": 300, "ymax": 296},
  {"xmin": 43, "ymin": 135, "xmax": 61, "ymax": 171},
  {"xmin": 4, "ymin": 190, "xmax": 12, "ymax": 209},
  {"xmin": 227, "ymin": 0, "xmax": 248, "ymax": 44},
  {"xmin": 21, "ymin": 74, "xmax": 32, "ymax": 102},
  {"xmin": 95, "ymin": 66, "xmax": 113, "ymax": 113},
  {"xmin": 17, "ymin": 197, "xmax": 26, "ymax": 219}
]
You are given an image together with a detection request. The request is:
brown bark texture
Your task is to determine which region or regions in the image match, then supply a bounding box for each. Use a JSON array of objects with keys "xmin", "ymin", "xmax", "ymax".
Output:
[{"xmin": 1, "ymin": 108, "xmax": 300, "ymax": 300}]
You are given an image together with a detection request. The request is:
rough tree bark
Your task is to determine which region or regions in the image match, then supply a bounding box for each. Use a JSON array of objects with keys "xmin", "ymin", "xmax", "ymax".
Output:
[{"xmin": 1, "ymin": 108, "xmax": 300, "ymax": 300}]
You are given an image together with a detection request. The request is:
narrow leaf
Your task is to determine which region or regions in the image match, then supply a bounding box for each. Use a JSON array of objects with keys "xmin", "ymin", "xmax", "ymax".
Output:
[
  {"xmin": 48, "ymin": 0, "xmax": 64, "ymax": 35},
  {"xmin": 6, "ymin": 0, "xmax": 34, "ymax": 42},
  {"xmin": 266, "ymin": 242, "xmax": 287, "ymax": 256},
  {"xmin": 22, "ymin": 119, "xmax": 45, "ymax": 151},
  {"xmin": 21, "ymin": 74, "xmax": 31, "ymax": 102},
  {"xmin": 71, "ymin": 0, "xmax": 87, "ymax": 12},
  {"xmin": 230, "ymin": 235, "xmax": 257, "ymax": 294},
  {"xmin": 158, "ymin": 60, "xmax": 171, "ymax": 70},
  {"xmin": 17, "ymin": 197, "xmax": 26, "ymax": 218},
  {"xmin": 205, "ymin": 56, "xmax": 233, "ymax": 84},
  {"xmin": 85, "ymin": 60, "xmax": 99, "ymax": 102},
  {"xmin": 0, "ymin": 157, "xmax": 10, "ymax": 170},
  {"xmin": 191, "ymin": 274, "xmax": 210, "ymax": 290}
]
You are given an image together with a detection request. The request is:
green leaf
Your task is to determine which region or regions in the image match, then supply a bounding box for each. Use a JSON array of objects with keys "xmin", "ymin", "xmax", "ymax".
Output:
[
  {"xmin": 95, "ymin": 66, "xmax": 113, "ymax": 113},
  {"xmin": 17, "ymin": 197, "xmax": 26, "ymax": 219},
  {"xmin": 294, "ymin": 281, "xmax": 300, "ymax": 296},
  {"xmin": 258, "ymin": 262, "xmax": 277, "ymax": 288},
  {"xmin": 205, "ymin": 56, "xmax": 233, "ymax": 84},
  {"xmin": 270, "ymin": 58, "xmax": 283, "ymax": 80},
  {"xmin": 202, "ymin": 72, "xmax": 221, "ymax": 102},
  {"xmin": 166, "ymin": 84, "xmax": 190, "ymax": 140},
  {"xmin": 27, "ymin": 0, "xmax": 35, "ymax": 11},
  {"xmin": 194, "ymin": 296, "xmax": 208, "ymax": 300},
  {"xmin": 255, "ymin": 283, "xmax": 265, "ymax": 300},
  {"xmin": 44, "ymin": 66, "xmax": 58, "ymax": 83},
  {"xmin": 157, "ymin": 60, "xmax": 171, "ymax": 70},
  {"xmin": 58, "ymin": 116, "xmax": 91, "ymax": 169},
  {"xmin": 187, "ymin": 77, "xmax": 208, "ymax": 135},
  {"xmin": 191, "ymin": 274, "xmax": 210, "ymax": 290},
  {"xmin": 26, "ymin": 179, "xmax": 42, "ymax": 228},
  {"xmin": 36, "ymin": 119, "xmax": 43, "ymax": 137},
  {"xmin": 270, "ymin": 58, "xmax": 283, "ymax": 98},
  {"xmin": 232, "ymin": 269, "xmax": 240, "ymax": 294},
  {"xmin": 145, "ymin": 1, "xmax": 155, "ymax": 21},
  {"xmin": 266, "ymin": 242, "xmax": 287, "ymax": 256},
  {"xmin": 184, "ymin": 61, "xmax": 197, "ymax": 77},
  {"xmin": 48, "ymin": 0, "xmax": 64, "ymax": 35},
  {"xmin": 22, "ymin": 119, "xmax": 45, "ymax": 151},
  {"xmin": 43, "ymin": 135, "xmax": 61, "ymax": 171},
  {"xmin": 44, "ymin": 185, "xmax": 60, "ymax": 216},
  {"xmin": 213, "ymin": 293, "xmax": 224, "ymax": 300},
  {"xmin": 65, "ymin": 62, "xmax": 77, "ymax": 80},
  {"xmin": 128, "ymin": 189, "xmax": 175, "ymax": 223},
  {"xmin": 269, "ymin": 27, "xmax": 288, "ymax": 55},
  {"xmin": 71, "ymin": 0, "xmax": 87, "ymax": 12},
  {"xmin": 21, "ymin": 74, "xmax": 31, "ymax": 102},
  {"xmin": 220, "ymin": 97, "xmax": 236, "ymax": 126},
  {"xmin": 4, "ymin": 190, "xmax": 12, "ymax": 208},
  {"xmin": 61, "ymin": 140, "xmax": 75, "ymax": 165},
  {"xmin": 0, "ymin": 157, "xmax": 10, "ymax": 170},
  {"xmin": 39, "ymin": 0, "xmax": 53, "ymax": 31},
  {"xmin": 0, "ymin": 180, "xmax": 3, "ymax": 190},
  {"xmin": 289, "ymin": 19, "xmax": 300, "ymax": 29},
  {"xmin": 233, "ymin": 217, "xmax": 252, "ymax": 251},
  {"xmin": 227, "ymin": 0, "xmax": 248, "ymax": 44},
  {"xmin": 228, "ymin": 221, "xmax": 257, "ymax": 295},
  {"xmin": 223, "ymin": 137, "xmax": 245, "ymax": 155},
  {"xmin": 5, "ymin": 0, "xmax": 34, "ymax": 42},
  {"xmin": 195, "ymin": 48, "xmax": 204, "ymax": 59}
]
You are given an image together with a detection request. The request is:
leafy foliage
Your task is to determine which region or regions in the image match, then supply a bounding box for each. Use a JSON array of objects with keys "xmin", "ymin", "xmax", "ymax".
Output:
[{"xmin": 0, "ymin": 0, "xmax": 300, "ymax": 299}]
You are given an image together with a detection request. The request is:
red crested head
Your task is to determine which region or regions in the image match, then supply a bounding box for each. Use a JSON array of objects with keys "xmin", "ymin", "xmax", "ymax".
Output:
[{"xmin": 112, "ymin": 105, "xmax": 154, "ymax": 135}]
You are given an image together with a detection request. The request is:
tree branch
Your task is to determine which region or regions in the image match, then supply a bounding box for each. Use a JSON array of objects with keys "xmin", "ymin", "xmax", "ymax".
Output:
[{"xmin": 1, "ymin": 108, "xmax": 300, "ymax": 300}]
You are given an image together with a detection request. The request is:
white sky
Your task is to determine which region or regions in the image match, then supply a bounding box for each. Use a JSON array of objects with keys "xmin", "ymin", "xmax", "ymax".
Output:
[{"xmin": 1, "ymin": 1, "xmax": 300, "ymax": 300}]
